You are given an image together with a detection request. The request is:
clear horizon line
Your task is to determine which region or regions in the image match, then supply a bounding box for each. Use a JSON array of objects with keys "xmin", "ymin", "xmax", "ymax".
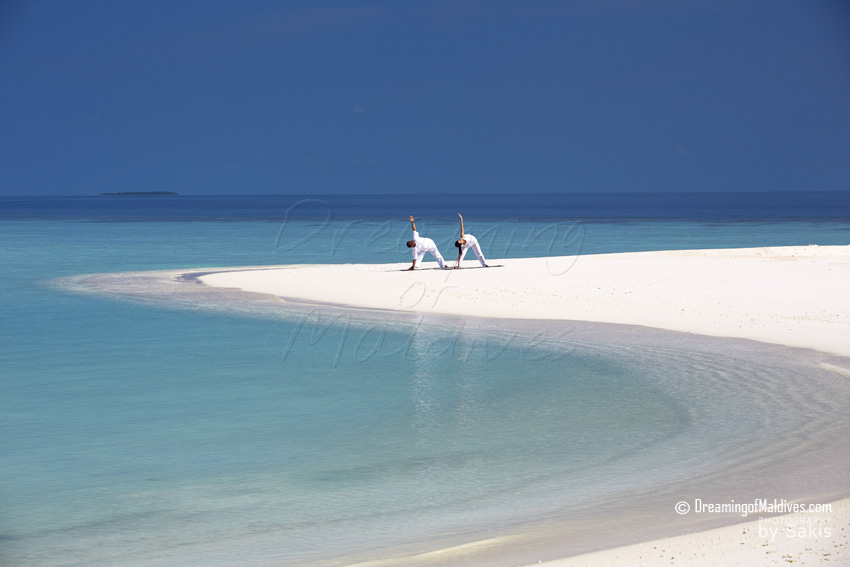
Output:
[{"xmin": 2, "ymin": 189, "xmax": 849, "ymax": 198}]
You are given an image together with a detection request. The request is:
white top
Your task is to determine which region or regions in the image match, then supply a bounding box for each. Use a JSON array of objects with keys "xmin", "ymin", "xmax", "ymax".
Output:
[{"xmin": 459, "ymin": 233, "xmax": 479, "ymax": 251}]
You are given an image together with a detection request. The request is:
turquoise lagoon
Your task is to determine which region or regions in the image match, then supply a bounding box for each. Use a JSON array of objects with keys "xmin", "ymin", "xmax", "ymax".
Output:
[{"xmin": 1, "ymin": 193, "xmax": 849, "ymax": 566}]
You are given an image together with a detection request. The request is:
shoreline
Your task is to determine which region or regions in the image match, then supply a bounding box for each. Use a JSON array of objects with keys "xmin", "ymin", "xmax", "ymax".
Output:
[
  {"xmin": 199, "ymin": 245, "xmax": 850, "ymax": 357},
  {"xmin": 191, "ymin": 245, "xmax": 850, "ymax": 565},
  {"xmin": 52, "ymin": 246, "xmax": 850, "ymax": 566}
]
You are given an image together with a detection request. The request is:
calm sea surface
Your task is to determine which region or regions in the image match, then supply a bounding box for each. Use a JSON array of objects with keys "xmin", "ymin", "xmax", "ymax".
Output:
[{"xmin": 1, "ymin": 193, "xmax": 849, "ymax": 566}]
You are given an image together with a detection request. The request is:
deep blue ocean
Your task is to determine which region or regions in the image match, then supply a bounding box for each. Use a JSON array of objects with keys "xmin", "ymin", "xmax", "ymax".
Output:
[{"xmin": 2, "ymin": 192, "xmax": 849, "ymax": 567}]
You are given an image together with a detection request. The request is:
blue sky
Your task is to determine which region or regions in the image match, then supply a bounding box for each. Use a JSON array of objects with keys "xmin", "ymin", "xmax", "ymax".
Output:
[{"xmin": 1, "ymin": 0, "xmax": 848, "ymax": 195}]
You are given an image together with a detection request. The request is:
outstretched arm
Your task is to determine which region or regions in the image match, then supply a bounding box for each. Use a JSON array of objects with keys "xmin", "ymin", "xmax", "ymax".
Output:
[
  {"xmin": 458, "ymin": 213, "xmax": 464, "ymax": 238},
  {"xmin": 409, "ymin": 215, "xmax": 416, "ymax": 233}
]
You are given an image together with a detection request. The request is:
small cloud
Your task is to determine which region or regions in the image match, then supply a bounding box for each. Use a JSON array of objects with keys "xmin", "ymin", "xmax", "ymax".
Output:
[{"xmin": 353, "ymin": 106, "xmax": 365, "ymax": 114}]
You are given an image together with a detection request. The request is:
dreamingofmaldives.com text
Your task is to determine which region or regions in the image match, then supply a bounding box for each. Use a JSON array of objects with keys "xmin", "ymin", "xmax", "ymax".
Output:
[{"xmin": 675, "ymin": 498, "xmax": 832, "ymax": 518}]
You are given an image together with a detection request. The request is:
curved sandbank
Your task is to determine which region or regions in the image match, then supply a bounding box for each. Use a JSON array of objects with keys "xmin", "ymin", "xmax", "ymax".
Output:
[
  {"xmin": 193, "ymin": 245, "xmax": 850, "ymax": 565},
  {"xmin": 54, "ymin": 246, "xmax": 850, "ymax": 566},
  {"xmin": 199, "ymin": 245, "xmax": 850, "ymax": 357}
]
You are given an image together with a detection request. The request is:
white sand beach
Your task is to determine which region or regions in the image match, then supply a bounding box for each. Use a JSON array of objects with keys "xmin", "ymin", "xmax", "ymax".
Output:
[
  {"xmin": 199, "ymin": 245, "xmax": 850, "ymax": 357},
  {"xmin": 196, "ymin": 245, "xmax": 850, "ymax": 566}
]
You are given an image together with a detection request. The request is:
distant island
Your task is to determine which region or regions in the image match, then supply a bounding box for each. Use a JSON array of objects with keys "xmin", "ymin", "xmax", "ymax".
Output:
[{"xmin": 100, "ymin": 191, "xmax": 179, "ymax": 196}]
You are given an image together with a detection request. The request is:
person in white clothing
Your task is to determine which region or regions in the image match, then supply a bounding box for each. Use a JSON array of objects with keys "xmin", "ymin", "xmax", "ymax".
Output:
[
  {"xmin": 454, "ymin": 213, "xmax": 488, "ymax": 268},
  {"xmin": 406, "ymin": 215, "xmax": 447, "ymax": 270}
]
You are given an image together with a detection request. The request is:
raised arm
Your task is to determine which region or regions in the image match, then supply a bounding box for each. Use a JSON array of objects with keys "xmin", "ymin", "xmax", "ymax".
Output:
[
  {"xmin": 410, "ymin": 215, "xmax": 416, "ymax": 233},
  {"xmin": 453, "ymin": 213, "xmax": 465, "ymax": 269}
]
